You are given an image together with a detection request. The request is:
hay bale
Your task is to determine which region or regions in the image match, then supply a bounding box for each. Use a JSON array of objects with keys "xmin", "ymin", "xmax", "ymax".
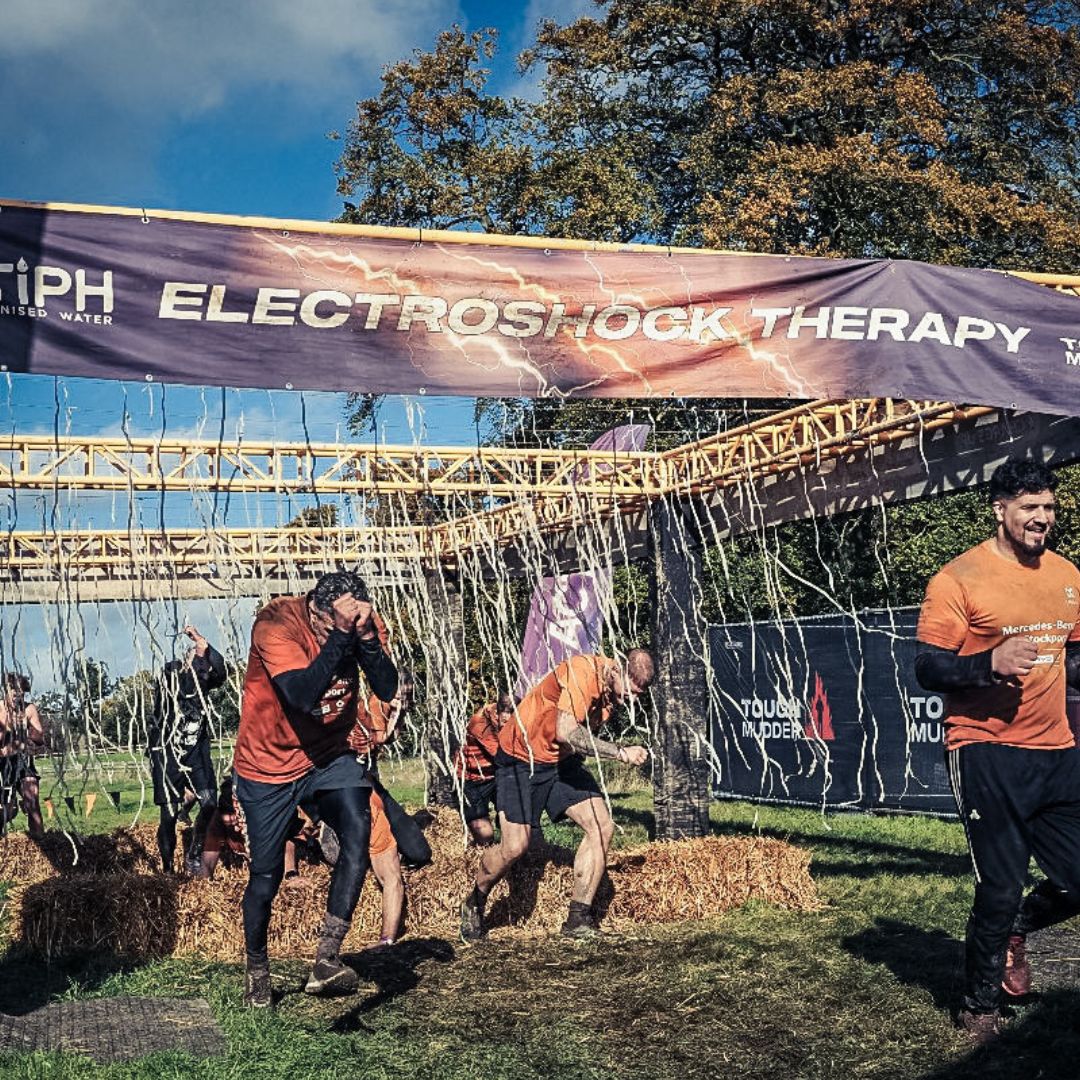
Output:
[
  {"xmin": 19, "ymin": 874, "xmax": 180, "ymax": 960},
  {"xmin": 0, "ymin": 825, "xmax": 160, "ymax": 886},
  {"xmin": 10, "ymin": 808, "xmax": 819, "ymax": 960}
]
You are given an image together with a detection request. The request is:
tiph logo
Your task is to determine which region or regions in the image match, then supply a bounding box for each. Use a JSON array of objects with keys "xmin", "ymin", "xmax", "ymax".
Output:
[{"xmin": 0, "ymin": 258, "xmax": 114, "ymax": 323}]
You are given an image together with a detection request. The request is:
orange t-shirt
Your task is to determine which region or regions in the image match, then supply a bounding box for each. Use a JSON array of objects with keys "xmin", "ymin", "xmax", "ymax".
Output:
[
  {"xmin": 368, "ymin": 790, "xmax": 395, "ymax": 858},
  {"xmin": 234, "ymin": 596, "xmax": 389, "ymax": 783},
  {"xmin": 499, "ymin": 654, "xmax": 616, "ymax": 765},
  {"xmin": 349, "ymin": 693, "xmax": 394, "ymax": 759},
  {"xmin": 457, "ymin": 704, "xmax": 505, "ymax": 781},
  {"xmin": 917, "ymin": 540, "xmax": 1080, "ymax": 750}
]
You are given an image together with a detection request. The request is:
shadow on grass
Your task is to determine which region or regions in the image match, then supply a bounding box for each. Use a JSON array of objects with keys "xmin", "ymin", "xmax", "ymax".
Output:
[
  {"xmin": 0, "ymin": 948, "xmax": 141, "ymax": 1014},
  {"xmin": 708, "ymin": 818, "xmax": 971, "ymax": 879},
  {"xmin": 842, "ymin": 916, "xmax": 963, "ymax": 1009},
  {"xmin": 327, "ymin": 937, "xmax": 455, "ymax": 1032},
  {"xmin": 608, "ymin": 795, "xmax": 656, "ymax": 839},
  {"xmin": 917, "ymin": 989, "xmax": 1080, "ymax": 1080}
]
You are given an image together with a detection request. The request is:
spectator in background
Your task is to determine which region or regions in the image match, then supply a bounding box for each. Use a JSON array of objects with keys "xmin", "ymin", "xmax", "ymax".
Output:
[{"xmin": 0, "ymin": 672, "xmax": 45, "ymax": 838}]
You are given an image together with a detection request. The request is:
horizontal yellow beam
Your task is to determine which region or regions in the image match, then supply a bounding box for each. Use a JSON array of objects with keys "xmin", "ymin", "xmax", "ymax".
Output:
[{"xmin": 0, "ymin": 436, "xmax": 657, "ymax": 498}]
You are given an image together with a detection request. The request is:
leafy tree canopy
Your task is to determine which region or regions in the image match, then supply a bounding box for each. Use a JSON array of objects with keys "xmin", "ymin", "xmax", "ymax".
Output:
[{"xmin": 336, "ymin": 3, "xmax": 1080, "ymax": 268}]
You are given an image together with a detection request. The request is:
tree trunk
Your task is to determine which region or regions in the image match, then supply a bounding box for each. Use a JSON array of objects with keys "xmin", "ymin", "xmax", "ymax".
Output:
[{"xmin": 650, "ymin": 496, "xmax": 711, "ymax": 839}]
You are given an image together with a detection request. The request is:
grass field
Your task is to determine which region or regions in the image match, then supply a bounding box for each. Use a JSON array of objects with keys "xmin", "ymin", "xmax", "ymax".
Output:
[{"xmin": 2, "ymin": 766, "xmax": 1079, "ymax": 1079}]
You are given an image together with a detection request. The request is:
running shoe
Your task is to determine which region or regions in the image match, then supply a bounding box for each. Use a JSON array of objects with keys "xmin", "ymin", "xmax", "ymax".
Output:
[
  {"xmin": 304, "ymin": 957, "xmax": 360, "ymax": 996},
  {"xmin": 318, "ymin": 822, "xmax": 341, "ymax": 868},
  {"xmin": 1002, "ymin": 933, "xmax": 1031, "ymax": 997},
  {"xmin": 459, "ymin": 894, "xmax": 486, "ymax": 943},
  {"xmin": 243, "ymin": 966, "xmax": 273, "ymax": 1009}
]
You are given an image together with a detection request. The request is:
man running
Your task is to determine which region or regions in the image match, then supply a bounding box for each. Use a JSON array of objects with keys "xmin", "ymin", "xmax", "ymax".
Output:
[
  {"xmin": 233, "ymin": 570, "xmax": 397, "ymax": 1007},
  {"xmin": 148, "ymin": 626, "xmax": 226, "ymax": 873},
  {"xmin": 346, "ymin": 677, "xmax": 431, "ymax": 870},
  {"xmin": 455, "ymin": 692, "xmax": 514, "ymax": 845},
  {"xmin": 915, "ymin": 457, "xmax": 1080, "ymax": 1042},
  {"xmin": 460, "ymin": 649, "xmax": 654, "ymax": 942}
]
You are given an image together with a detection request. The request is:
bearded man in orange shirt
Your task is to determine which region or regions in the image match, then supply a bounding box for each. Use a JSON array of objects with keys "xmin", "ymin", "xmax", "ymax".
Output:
[
  {"xmin": 460, "ymin": 649, "xmax": 654, "ymax": 942},
  {"xmin": 915, "ymin": 457, "xmax": 1080, "ymax": 1042}
]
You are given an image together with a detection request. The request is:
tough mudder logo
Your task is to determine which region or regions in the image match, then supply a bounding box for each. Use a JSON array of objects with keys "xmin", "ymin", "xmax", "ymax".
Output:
[
  {"xmin": 0, "ymin": 259, "xmax": 115, "ymax": 325},
  {"xmin": 1063, "ymin": 337, "xmax": 1080, "ymax": 367},
  {"xmin": 738, "ymin": 673, "xmax": 835, "ymax": 741},
  {"xmin": 908, "ymin": 694, "xmax": 945, "ymax": 743}
]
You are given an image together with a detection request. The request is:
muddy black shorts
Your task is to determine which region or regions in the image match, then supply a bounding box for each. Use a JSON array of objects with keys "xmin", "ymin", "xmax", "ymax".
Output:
[
  {"xmin": 150, "ymin": 734, "xmax": 215, "ymax": 808},
  {"xmin": 494, "ymin": 750, "xmax": 602, "ymax": 827},
  {"xmin": 461, "ymin": 777, "xmax": 496, "ymax": 823}
]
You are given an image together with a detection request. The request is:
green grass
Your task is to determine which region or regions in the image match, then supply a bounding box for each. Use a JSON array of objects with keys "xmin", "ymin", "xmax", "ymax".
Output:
[{"xmin": 3, "ymin": 779, "xmax": 1079, "ymax": 1078}]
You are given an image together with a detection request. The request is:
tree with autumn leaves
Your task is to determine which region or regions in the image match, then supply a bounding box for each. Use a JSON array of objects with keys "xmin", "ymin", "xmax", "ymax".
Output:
[{"xmin": 335, "ymin": 1, "xmax": 1080, "ymax": 270}]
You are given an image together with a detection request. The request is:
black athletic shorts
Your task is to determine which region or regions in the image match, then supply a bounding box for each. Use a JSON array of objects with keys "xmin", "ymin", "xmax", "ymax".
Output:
[
  {"xmin": 461, "ymin": 777, "xmax": 496, "ymax": 823},
  {"xmin": 150, "ymin": 734, "xmax": 216, "ymax": 808},
  {"xmin": 494, "ymin": 749, "xmax": 602, "ymax": 827},
  {"xmin": 0, "ymin": 755, "xmax": 20, "ymax": 800}
]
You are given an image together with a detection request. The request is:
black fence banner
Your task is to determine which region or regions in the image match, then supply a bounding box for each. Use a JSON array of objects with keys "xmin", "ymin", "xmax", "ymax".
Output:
[{"xmin": 709, "ymin": 610, "xmax": 955, "ymax": 813}]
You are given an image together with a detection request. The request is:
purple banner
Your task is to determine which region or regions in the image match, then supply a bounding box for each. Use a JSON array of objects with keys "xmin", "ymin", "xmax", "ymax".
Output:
[
  {"xmin": 516, "ymin": 572, "xmax": 607, "ymax": 698},
  {"xmin": 1, "ymin": 202, "xmax": 1078, "ymax": 408},
  {"xmin": 517, "ymin": 424, "xmax": 652, "ymax": 695}
]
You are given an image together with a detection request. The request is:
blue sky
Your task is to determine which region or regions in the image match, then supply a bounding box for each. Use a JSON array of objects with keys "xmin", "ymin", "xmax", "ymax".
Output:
[
  {"xmin": 0, "ymin": 0, "xmax": 592, "ymax": 692},
  {"xmin": 0, "ymin": 0, "xmax": 592, "ymax": 445}
]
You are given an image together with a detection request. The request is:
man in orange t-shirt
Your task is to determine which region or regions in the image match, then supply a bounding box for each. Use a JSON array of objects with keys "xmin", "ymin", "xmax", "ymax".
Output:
[
  {"xmin": 460, "ymin": 649, "xmax": 655, "ymax": 943},
  {"xmin": 455, "ymin": 692, "xmax": 514, "ymax": 845},
  {"xmin": 916, "ymin": 457, "xmax": 1080, "ymax": 1040},
  {"xmin": 233, "ymin": 570, "xmax": 397, "ymax": 1008}
]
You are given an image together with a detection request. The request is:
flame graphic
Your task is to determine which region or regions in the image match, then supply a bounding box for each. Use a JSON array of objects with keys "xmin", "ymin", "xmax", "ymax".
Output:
[{"xmin": 804, "ymin": 672, "xmax": 835, "ymax": 741}]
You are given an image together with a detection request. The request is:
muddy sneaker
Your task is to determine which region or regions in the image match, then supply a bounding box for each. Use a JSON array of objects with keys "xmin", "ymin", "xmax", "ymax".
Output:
[
  {"xmin": 560, "ymin": 920, "xmax": 601, "ymax": 940},
  {"xmin": 957, "ymin": 1008, "xmax": 1004, "ymax": 1045},
  {"xmin": 459, "ymin": 893, "xmax": 486, "ymax": 943},
  {"xmin": 243, "ymin": 966, "xmax": 273, "ymax": 1009},
  {"xmin": 304, "ymin": 957, "xmax": 360, "ymax": 996},
  {"xmin": 1003, "ymin": 933, "xmax": 1031, "ymax": 998},
  {"xmin": 318, "ymin": 822, "xmax": 341, "ymax": 868}
]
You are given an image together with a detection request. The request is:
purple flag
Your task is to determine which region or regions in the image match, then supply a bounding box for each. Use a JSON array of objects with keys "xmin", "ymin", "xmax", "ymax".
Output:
[{"xmin": 516, "ymin": 424, "xmax": 651, "ymax": 696}]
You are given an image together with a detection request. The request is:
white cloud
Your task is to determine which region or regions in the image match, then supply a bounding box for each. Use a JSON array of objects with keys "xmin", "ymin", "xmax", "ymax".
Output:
[
  {"xmin": 1, "ymin": 0, "xmax": 461, "ymax": 113},
  {"xmin": 0, "ymin": 0, "xmax": 465, "ymax": 211}
]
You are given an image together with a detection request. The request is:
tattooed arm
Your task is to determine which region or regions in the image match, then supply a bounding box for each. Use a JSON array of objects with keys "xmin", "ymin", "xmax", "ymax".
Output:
[{"xmin": 555, "ymin": 710, "xmax": 647, "ymax": 764}]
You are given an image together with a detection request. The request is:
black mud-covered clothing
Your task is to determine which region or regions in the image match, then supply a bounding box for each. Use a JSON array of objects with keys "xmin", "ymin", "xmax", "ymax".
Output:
[{"xmin": 148, "ymin": 645, "xmax": 226, "ymax": 807}]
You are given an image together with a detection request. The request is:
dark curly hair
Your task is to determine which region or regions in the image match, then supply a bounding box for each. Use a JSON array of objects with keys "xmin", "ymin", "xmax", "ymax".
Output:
[
  {"xmin": 988, "ymin": 457, "xmax": 1058, "ymax": 502},
  {"xmin": 309, "ymin": 570, "xmax": 370, "ymax": 612},
  {"xmin": 3, "ymin": 672, "xmax": 30, "ymax": 694}
]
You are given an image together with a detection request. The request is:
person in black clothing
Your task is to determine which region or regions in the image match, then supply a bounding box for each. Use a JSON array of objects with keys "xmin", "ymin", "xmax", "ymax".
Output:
[{"xmin": 148, "ymin": 625, "xmax": 227, "ymax": 873}]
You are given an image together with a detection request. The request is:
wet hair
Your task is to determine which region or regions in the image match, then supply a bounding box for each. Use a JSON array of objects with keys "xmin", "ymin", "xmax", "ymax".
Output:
[
  {"xmin": 989, "ymin": 457, "xmax": 1057, "ymax": 502},
  {"xmin": 3, "ymin": 672, "xmax": 30, "ymax": 694},
  {"xmin": 626, "ymin": 648, "xmax": 656, "ymax": 689},
  {"xmin": 310, "ymin": 570, "xmax": 370, "ymax": 612},
  {"xmin": 496, "ymin": 692, "xmax": 514, "ymax": 712}
]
